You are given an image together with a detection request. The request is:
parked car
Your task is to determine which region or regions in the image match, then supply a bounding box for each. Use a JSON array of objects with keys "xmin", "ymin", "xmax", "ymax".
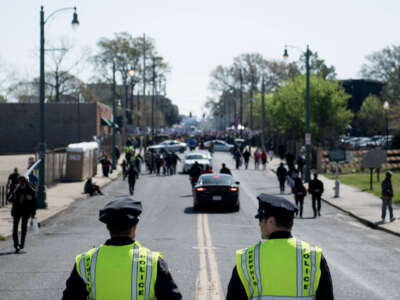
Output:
[
  {"xmin": 193, "ymin": 174, "xmax": 240, "ymax": 211},
  {"xmin": 182, "ymin": 152, "xmax": 211, "ymax": 173},
  {"xmin": 148, "ymin": 140, "xmax": 187, "ymax": 153},
  {"xmin": 204, "ymin": 140, "xmax": 234, "ymax": 152}
]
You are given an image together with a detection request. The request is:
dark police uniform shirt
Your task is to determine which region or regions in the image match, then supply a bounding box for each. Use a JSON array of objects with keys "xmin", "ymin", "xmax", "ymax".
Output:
[
  {"xmin": 226, "ymin": 231, "xmax": 334, "ymax": 300},
  {"xmin": 62, "ymin": 237, "xmax": 182, "ymax": 300}
]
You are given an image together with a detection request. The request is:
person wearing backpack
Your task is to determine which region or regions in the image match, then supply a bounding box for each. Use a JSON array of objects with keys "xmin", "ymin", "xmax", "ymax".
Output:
[
  {"xmin": 292, "ymin": 177, "xmax": 307, "ymax": 218},
  {"xmin": 8, "ymin": 176, "xmax": 36, "ymax": 253}
]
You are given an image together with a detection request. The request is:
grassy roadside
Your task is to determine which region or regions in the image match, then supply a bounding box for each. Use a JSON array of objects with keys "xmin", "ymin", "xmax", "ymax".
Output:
[
  {"xmin": 0, "ymin": 234, "xmax": 5, "ymax": 241},
  {"xmin": 325, "ymin": 172, "xmax": 400, "ymax": 204}
]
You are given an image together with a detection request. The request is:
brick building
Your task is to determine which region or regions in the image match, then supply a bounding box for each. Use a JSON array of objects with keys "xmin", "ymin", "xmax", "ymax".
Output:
[{"xmin": 0, "ymin": 102, "xmax": 113, "ymax": 154}]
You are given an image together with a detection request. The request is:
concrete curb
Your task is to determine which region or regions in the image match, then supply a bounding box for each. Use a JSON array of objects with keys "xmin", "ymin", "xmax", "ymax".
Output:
[
  {"xmin": 270, "ymin": 163, "xmax": 400, "ymax": 237},
  {"xmin": 0, "ymin": 172, "xmax": 121, "ymax": 241},
  {"xmin": 321, "ymin": 197, "xmax": 400, "ymax": 238}
]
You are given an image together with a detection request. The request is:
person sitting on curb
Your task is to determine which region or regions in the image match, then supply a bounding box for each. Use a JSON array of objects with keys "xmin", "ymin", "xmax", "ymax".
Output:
[
  {"xmin": 84, "ymin": 178, "xmax": 103, "ymax": 196},
  {"xmin": 381, "ymin": 171, "xmax": 395, "ymax": 223}
]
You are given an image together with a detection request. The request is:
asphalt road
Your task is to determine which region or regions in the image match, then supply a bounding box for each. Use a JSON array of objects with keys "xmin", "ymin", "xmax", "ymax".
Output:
[{"xmin": 1, "ymin": 151, "xmax": 400, "ymax": 299}]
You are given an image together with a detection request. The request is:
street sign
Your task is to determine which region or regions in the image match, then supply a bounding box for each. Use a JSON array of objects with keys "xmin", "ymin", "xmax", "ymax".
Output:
[
  {"xmin": 305, "ymin": 133, "xmax": 311, "ymax": 145},
  {"xmin": 362, "ymin": 148, "xmax": 386, "ymax": 169},
  {"xmin": 329, "ymin": 148, "xmax": 346, "ymax": 162}
]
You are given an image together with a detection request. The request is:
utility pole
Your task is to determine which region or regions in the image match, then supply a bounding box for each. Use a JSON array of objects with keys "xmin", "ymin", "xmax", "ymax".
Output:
[
  {"xmin": 250, "ymin": 74, "xmax": 254, "ymax": 130},
  {"xmin": 111, "ymin": 62, "xmax": 117, "ymax": 170},
  {"xmin": 142, "ymin": 34, "xmax": 146, "ymax": 132},
  {"xmin": 151, "ymin": 57, "xmax": 156, "ymax": 136},
  {"xmin": 305, "ymin": 45, "xmax": 311, "ymax": 183},
  {"xmin": 239, "ymin": 69, "xmax": 243, "ymax": 137},
  {"xmin": 261, "ymin": 75, "xmax": 266, "ymax": 150},
  {"xmin": 122, "ymin": 74, "xmax": 128, "ymax": 144}
]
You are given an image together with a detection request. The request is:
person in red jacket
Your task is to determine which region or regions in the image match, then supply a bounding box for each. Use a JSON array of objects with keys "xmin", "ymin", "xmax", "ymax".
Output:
[
  {"xmin": 202, "ymin": 165, "xmax": 213, "ymax": 174},
  {"xmin": 261, "ymin": 150, "xmax": 268, "ymax": 170}
]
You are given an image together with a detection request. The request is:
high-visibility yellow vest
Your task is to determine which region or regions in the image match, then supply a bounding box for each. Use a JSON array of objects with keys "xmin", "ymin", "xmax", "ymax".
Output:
[
  {"xmin": 236, "ymin": 237, "xmax": 322, "ymax": 299},
  {"xmin": 75, "ymin": 241, "xmax": 161, "ymax": 300}
]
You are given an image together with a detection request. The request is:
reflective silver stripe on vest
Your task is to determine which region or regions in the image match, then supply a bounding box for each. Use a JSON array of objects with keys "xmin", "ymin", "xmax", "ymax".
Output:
[
  {"xmin": 254, "ymin": 242, "xmax": 262, "ymax": 297},
  {"xmin": 90, "ymin": 248, "xmax": 100, "ymax": 300},
  {"xmin": 79, "ymin": 252, "xmax": 88, "ymax": 284},
  {"xmin": 296, "ymin": 240, "xmax": 302, "ymax": 297},
  {"xmin": 132, "ymin": 243, "xmax": 140, "ymax": 299},
  {"xmin": 249, "ymin": 296, "xmax": 314, "ymax": 300},
  {"xmin": 309, "ymin": 247, "xmax": 316, "ymax": 296},
  {"xmin": 242, "ymin": 249, "xmax": 254, "ymax": 296},
  {"xmin": 145, "ymin": 250, "xmax": 153, "ymax": 300}
]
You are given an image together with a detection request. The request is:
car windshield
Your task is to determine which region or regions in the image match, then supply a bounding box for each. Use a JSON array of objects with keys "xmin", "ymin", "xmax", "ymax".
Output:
[
  {"xmin": 186, "ymin": 154, "xmax": 205, "ymax": 160},
  {"xmin": 201, "ymin": 175, "xmax": 233, "ymax": 185}
]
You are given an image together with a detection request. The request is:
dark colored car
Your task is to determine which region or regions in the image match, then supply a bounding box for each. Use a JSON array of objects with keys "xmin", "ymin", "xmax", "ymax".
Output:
[{"xmin": 193, "ymin": 174, "xmax": 240, "ymax": 211}]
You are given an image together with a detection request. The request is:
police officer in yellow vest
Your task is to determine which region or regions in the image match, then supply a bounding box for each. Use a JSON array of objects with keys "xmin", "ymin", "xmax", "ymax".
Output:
[
  {"xmin": 226, "ymin": 194, "xmax": 333, "ymax": 300},
  {"xmin": 62, "ymin": 197, "xmax": 182, "ymax": 300}
]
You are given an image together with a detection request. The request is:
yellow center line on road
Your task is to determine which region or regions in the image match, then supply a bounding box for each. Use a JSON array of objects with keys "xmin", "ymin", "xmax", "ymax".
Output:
[
  {"xmin": 195, "ymin": 213, "xmax": 223, "ymax": 300},
  {"xmin": 196, "ymin": 213, "xmax": 209, "ymax": 300}
]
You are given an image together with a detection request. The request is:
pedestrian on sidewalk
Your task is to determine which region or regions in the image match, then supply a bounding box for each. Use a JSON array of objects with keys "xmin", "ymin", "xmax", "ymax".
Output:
[
  {"xmin": 62, "ymin": 198, "xmax": 182, "ymax": 300},
  {"xmin": 6, "ymin": 168, "xmax": 20, "ymax": 200},
  {"xmin": 292, "ymin": 177, "xmax": 307, "ymax": 218},
  {"xmin": 121, "ymin": 159, "xmax": 128, "ymax": 178},
  {"xmin": 8, "ymin": 176, "xmax": 36, "ymax": 253},
  {"xmin": 276, "ymin": 162, "xmax": 288, "ymax": 194},
  {"xmin": 381, "ymin": 171, "xmax": 395, "ymax": 223},
  {"xmin": 100, "ymin": 153, "xmax": 111, "ymax": 177},
  {"xmin": 309, "ymin": 173, "xmax": 324, "ymax": 218}
]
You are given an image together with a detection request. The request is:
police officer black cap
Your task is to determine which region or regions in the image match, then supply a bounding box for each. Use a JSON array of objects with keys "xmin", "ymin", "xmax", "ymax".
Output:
[
  {"xmin": 255, "ymin": 193, "xmax": 298, "ymax": 219},
  {"xmin": 99, "ymin": 196, "xmax": 142, "ymax": 226}
]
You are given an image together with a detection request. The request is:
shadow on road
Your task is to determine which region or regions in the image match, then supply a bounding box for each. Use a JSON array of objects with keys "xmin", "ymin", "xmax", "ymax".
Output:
[
  {"xmin": 180, "ymin": 195, "xmax": 193, "ymax": 198},
  {"xmin": 0, "ymin": 250, "xmax": 26, "ymax": 256},
  {"xmin": 184, "ymin": 206, "xmax": 238, "ymax": 215}
]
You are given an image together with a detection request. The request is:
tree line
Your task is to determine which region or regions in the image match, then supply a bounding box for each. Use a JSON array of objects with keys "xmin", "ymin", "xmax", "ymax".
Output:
[
  {"xmin": 207, "ymin": 45, "xmax": 400, "ymax": 145},
  {"xmin": 0, "ymin": 32, "xmax": 180, "ymax": 128}
]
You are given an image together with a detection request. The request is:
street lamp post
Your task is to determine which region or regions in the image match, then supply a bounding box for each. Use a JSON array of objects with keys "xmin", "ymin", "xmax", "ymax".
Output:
[
  {"xmin": 38, "ymin": 6, "xmax": 79, "ymax": 209},
  {"xmin": 239, "ymin": 69, "xmax": 243, "ymax": 137},
  {"xmin": 261, "ymin": 75, "xmax": 266, "ymax": 150},
  {"xmin": 284, "ymin": 44, "xmax": 311, "ymax": 182},
  {"xmin": 384, "ymin": 100, "xmax": 390, "ymax": 149},
  {"xmin": 111, "ymin": 62, "xmax": 117, "ymax": 170}
]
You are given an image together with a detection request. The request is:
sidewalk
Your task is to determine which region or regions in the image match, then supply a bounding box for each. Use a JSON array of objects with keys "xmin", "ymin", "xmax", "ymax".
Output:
[
  {"xmin": 0, "ymin": 159, "xmax": 123, "ymax": 240},
  {"xmin": 268, "ymin": 157, "xmax": 400, "ymax": 237}
]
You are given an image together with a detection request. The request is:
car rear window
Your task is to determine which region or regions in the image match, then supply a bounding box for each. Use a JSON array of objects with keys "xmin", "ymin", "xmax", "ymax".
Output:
[
  {"xmin": 201, "ymin": 175, "xmax": 233, "ymax": 185},
  {"xmin": 186, "ymin": 154, "xmax": 205, "ymax": 160}
]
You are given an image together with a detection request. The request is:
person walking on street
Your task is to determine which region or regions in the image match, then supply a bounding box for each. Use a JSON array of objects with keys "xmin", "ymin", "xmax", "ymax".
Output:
[
  {"xmin": 309, "ymin": 173, "xmax": 324, "ymax": 218},
  {"xmin": 8, "ymin": 176, "xmax": 36, "ymax": 253},
  {"xmin": 254, "ymin": 149, "xmax": 261, "ymax": 170},
  {"xmin": 292, "ymin": 177, "xmax": 307, "ymax": 218},
  {"xmin": 226, "ymin": 194, "xmax": 334, "ymax": 300},
  {"xmin": 297, "ymin": 154, "xmax": 306, "ymax": 179},
  {"xmin": 381, "ymin": 171, "xmax": 395, "ymax": 223},
  {"xmin": 124, "ymin": 163, "xmax": 139, "ymax": 195},
  {"xmin": 220, "ymin": 163, "xmax": 232, "ymax": 175},
  {"xmin": 62, "ymin": 197, "xmax": 182, "ymax": 300},
  {"xmin": 276, "ymin": 162, "xmax": 288, "ymax": 194},
  {"xmin": 261, "ymin": 149, "xmax": 268, "ymax": 170},
  {"xmin": 233, "ymin": 149, "xmax": 242, "ymax": 170},
  {"xmin": 121, "ymin": 159, "xmax": 128, "ymax": 178},
  {"xmin": 242, "ymin": 148, "xmax": 251, "ymax": 169},
  {"xmin": 6, "ymin": 168, "xmax": 20, "ymax": 200},
  {"xmin": 170, "ymin": 152, "xmax": 181, "ymax": 175}
]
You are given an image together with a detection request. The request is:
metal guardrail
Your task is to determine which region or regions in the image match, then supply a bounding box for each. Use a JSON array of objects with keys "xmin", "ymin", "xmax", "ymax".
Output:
[{"xmin": 0, "ymin": 185, "xmax": 8, "ymax": 208}]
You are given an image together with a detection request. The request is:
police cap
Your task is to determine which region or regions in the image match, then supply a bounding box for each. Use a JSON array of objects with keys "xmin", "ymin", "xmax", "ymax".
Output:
[
  {"xmin": 255, "ymin": 193, "xmax": 298, "ymax": 219},
  {"xmin": 99, "ymin": 196, "xmax": 142, "ymax": 226}
]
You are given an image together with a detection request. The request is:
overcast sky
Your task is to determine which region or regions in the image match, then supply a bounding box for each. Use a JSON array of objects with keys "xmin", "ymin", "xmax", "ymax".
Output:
[{"xmin": 1, "ymin": 0, "xmax": 400, "ymax": 116}]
